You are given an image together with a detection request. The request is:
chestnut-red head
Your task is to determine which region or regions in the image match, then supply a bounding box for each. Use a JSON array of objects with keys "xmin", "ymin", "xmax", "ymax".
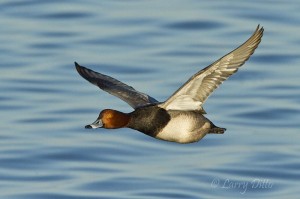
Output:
[{"xmin": 85, "ymin": 109, "xmax": 130, "ymax": 129}]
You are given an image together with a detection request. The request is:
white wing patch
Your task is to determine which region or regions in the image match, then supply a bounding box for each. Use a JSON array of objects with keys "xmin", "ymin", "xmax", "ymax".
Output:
[{"xmin": 162, "ymin": 95, "xmax": 203, "ymax": 111}]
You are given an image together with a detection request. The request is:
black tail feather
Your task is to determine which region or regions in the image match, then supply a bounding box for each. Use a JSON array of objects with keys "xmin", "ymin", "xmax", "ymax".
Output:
[{"xmin": 209, "ymin": 127, "xmax": 226, "ymax": 134}]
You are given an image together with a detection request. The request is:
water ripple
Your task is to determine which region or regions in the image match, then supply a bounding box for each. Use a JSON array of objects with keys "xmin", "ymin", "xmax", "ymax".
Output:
[
  {"xmin": 10, "ymin": 193, "xmax": 102, "ymax": 199},
  {"xmin": 39, "ymin": 12, "xmax": 93, "ymax": 20},
  {"xmin": 164, "ymin": 20, "xmax": 224, "ymax": 30},
  {"xmin": 233, "ymin": 108, "xmax": 298, "ymax": 121},
  {"xmin": 253, "ymin": 54, "xmax": 299, "ymax": 64}
]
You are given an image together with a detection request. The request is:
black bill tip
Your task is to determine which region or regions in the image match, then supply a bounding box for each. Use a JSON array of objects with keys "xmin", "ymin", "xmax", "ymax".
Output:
[{"xmin": 85, "ymin": 125, "xmax": 92, "ymax": 129}]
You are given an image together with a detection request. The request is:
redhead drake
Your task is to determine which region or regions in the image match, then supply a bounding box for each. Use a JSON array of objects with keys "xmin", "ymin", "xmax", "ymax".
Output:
[{"xmin": 75, "ymin": 25, "xmax": 263, "ymax": 144}]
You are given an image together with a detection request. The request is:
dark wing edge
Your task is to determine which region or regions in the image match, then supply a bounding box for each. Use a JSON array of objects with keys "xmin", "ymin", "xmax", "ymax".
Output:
[{"xmin": 75, "ymin": 62, "xmax": 158, "ymax": 109}]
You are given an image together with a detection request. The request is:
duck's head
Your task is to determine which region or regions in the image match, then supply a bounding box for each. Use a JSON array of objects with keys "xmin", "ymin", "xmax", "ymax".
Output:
[{"xmin": 85, "ymin": 109, "xmax": 130, "ymax": 129}]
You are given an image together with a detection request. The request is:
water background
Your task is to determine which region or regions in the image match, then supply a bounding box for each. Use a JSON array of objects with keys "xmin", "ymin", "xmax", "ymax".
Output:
[{"xmin": 0, "ymin": 0, "xmax": 300, "ymax": 198}]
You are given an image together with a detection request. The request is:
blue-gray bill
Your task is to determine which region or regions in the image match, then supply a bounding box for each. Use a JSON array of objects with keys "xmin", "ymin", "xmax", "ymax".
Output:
[{"xmin": 85, "ymin": 118, "xmax": 103, "ymax": 129}]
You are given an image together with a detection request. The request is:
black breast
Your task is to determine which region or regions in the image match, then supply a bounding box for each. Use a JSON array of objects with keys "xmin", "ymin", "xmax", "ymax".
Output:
[{"xmin": 127, "ymin": 105, "xmax": 171, "ymax": 137}]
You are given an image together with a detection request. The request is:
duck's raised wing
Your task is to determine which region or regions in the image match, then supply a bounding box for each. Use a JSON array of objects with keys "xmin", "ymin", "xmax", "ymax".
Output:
[
  {"xmin": 75, "ymin": 62, "xmax": 158, "ymax": 109},
  {"xmin": 160, "ymin": 25, "xmax": 264, "ymax": 113}
]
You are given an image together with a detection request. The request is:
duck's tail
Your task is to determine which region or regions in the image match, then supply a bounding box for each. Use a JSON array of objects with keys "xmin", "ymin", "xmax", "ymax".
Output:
[
  {"xmin": 209, "ymin": 127, "xmax": 226, "ymax": 134},
  {"xmin": 209, "ymin": 123, "xmax": 226, "ymax": 134}
]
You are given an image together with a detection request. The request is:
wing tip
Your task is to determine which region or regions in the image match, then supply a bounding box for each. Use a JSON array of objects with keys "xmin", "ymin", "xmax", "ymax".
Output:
[
  {"xmin": 74, "ymin": 61, "xmax": 81, "ymax": 73},
  {"xmin": 252, "ymin": 24, "xmax": 264, "ymax": 51},
  {"xmin": 256, "ymin": 24, "xmax": 264, "ymax": 31},
  {"xmin": 254, "ymin": 24, "xmax": 264, "ymax": 40},
  {"xmin": 74, "ymin": 62, "xmax": 90, "ymax": 78},
  {"xmin": 75, "ymin": 61, "xmax": 84, "ymax": 73},
  {"xmin": 74, "ymin": 61, "xmax": 93, "ymax": 84}
]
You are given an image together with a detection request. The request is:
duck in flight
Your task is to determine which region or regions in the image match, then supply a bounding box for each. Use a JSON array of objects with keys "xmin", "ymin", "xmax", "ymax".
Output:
[{"xmin": 75, "ymin": 25, "xmax": 263, "ymax": 143}]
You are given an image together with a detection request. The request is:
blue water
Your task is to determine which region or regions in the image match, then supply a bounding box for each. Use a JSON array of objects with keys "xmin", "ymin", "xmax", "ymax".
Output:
[{"xmin": 1, "ymin": 0, "xmax": 300, "ymax": 198}]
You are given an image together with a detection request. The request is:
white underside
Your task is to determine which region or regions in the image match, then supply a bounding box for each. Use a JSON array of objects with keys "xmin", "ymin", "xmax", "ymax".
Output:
[{"xmin": 155, "ymin": 115, "xmax": 211, "ymax": 143}]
